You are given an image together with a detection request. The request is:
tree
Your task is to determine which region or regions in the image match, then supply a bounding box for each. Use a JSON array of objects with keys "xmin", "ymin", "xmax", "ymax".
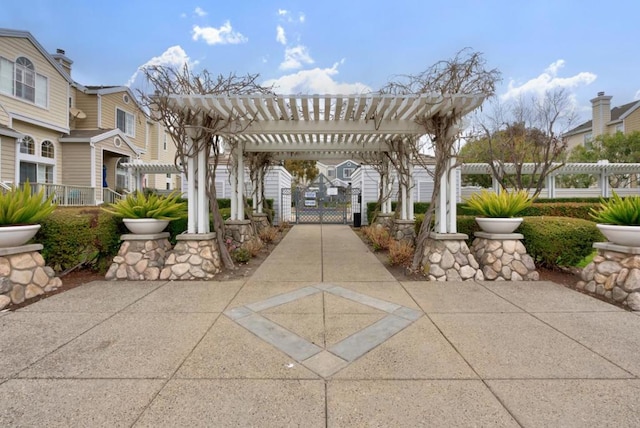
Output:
[
  {"xmin": 475, "ymin": 89, "xmax": 576, "ymax": 197},
  {"xmin": 380, "ymin": 48, "xmax": 501, "ymax": 271},
  {"xmin": 138, "ymin": 65, "xmax": 272, "ymax": 270},
  {"xmin": 458, "ymin": 137, "xmax": 492, "ymax": 187},
  {"xmin": 568, "ymin": 131, "xmax": 640, "ymax": 187},
  {"xmin": 284, "ymin": 160, "xmax": 319, "ymax": 185}
]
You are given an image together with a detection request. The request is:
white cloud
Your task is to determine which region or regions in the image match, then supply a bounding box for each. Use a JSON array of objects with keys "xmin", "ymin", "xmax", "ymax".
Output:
[
  {"xmin": 126, "ymin": 45, "xmax": 197, "ymax": 88},
  {"xmin": 194, "ymin": 7, "xmax": 207, "ymax": 17},
  {"xmin": 180, "ymin": 12, "xmax": 187, "ymax": 18},
  {"xmin": 635, "ymin": 89, "xmax": 640, "ymax": 100},
  {"xmin": 278, "ymin": 9, "xmax": 289, "ymax": 16},
  {"xmin": 279, "ymin": 45, "xmax": 314, "ymax": 70},
  {"xmin": 192, "ymin": 22, "xmax": 248, "ymax": 45},
  {"xmin": 276, "ymin": 25, "xmax": 287, "ymax": 45},
  {"xmin": 502, "ymin": 60, "xmax": 596, "ymax": 101},
  {"xmin": 299, "ymin": 13, "xmax": 305, "ymax": 23},
  {"xmin": 264, "ymin": 62, "xmax": 371, "ymax": 94}
]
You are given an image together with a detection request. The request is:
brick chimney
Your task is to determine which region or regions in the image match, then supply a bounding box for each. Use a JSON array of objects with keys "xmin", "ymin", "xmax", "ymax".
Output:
[
  {"xmin": 51, "ymin": 48, "xmax": 73, "ymax": 77},
  {"xmin": 591, "ymin": 91, "xmax": 612, "ymax": 137}
]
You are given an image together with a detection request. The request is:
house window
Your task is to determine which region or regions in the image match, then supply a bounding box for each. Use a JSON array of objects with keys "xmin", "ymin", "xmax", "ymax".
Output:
[
  {"xmin": 116, "ymin": 157, "xmax": 130, "ymax": 190},
  {"xmin": 163, "ymin": 132, "xmax": 168, "ymax": 151},
  {"xmin": 0, "ymin": 57, "xmax": 48, "ymax": 107},
  {"xmin": 116, "ymin": 108, "xmax": 135, "ymax": 137},
  {"xmin": 343, "ymin": 167, "xmax": 354, "ymax": 178},
  {"xmin": 41, "ymin": 140, "xmax": 54, "ymax": 158},
  {"xmin": 20, "ymin": 136, "xmax": 35, "ymax": 154},
  {"xmin": 616, "ymin": 123, "xmax": 624, "ymax": 133},
  {"xmin": 584, "ymin": 132, "xmax": 593, "ymax": 150},
  {"xmin": 327, "ymin": 168, "xmax": 335, "ymax": 178},
  {"xmin": 19, "ymin": 162, "xmax": 53, "ymax": 184}
]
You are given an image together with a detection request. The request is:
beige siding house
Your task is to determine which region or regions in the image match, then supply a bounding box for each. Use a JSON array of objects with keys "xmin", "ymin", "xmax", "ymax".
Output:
[
  {"xmin": 564, "ymin": 92, "xmax": 640, "ymax": 150},
  {"xmin": 0, "ymin": 28, "xmax": 179, "ymax": 199}
]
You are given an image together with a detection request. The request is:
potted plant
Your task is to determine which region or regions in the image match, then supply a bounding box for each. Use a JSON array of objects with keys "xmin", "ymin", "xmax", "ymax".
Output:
[
  {"xmin": 590, "ymin": 192, "xmax": 640, "ymax": 247},
  {"xmin": 103, "ymin": 190, "xmax": 187, "ymax": 234},
  {"xmin": 0, "ymin": 182, "xmax": 56, "ymax": 248},
  {"xmin": 463, "ymin": 189, "xmax": 532, "ymax": 233}
]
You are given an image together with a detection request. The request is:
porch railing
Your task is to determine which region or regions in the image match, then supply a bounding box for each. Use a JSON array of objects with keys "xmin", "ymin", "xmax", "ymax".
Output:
[
  {"xmin": 102, "ymin": 188, "xmax": 124, "ymax": 205},
  {"xmin": 27, "ymin": 183, "xmax": 97, "ymax": 206}
]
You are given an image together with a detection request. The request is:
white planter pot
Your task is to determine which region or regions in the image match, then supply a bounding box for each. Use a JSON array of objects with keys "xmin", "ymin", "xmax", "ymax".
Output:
[
  {"xmin": 597, "ymin": 224, "xmax": 640, "ymax": 247},
  {"xmin": 0, "ymin": 224, "xmax": 41, "ymax": 248},
  {"xmin": 475, "ymin": 217, "xmax": 523, "ymax": 234},
  {"xmin": 123, "ymin": 218, "xmax": 169, "ymax": 234}
]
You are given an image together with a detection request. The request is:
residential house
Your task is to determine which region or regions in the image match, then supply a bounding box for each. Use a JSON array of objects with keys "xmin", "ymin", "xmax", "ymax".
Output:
[
  {"xmin": 316, "ymin": 159, "xmax": 359, "ymax": 187},
  {"xmin": 0, "ymin": 28, "xmax": 178, "ymax": 202},
  {"xmin": 564, "ymin": 92, "xmax": 640, "ymax": 150}
]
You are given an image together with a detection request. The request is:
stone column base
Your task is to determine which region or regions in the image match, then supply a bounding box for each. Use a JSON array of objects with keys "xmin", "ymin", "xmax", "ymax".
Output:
[
  {"xmin": 420, "ymin": 234, "xmax": 482, "ymax": 281},
  {"xmin": 373, "ymin": 213, "xmax": 394, "ymax": 230},
  {"xmin": 105, "ymin": 233, "xmax": 172, "ymax": 281},
  {"xmin": 160, "ymin": 232, "xmax": 222, "ymax": 280},
  {"xmin": 577, "ymin": 243, "xmax": 640, "ymax": 311},
  {"xmin": 470, "ymin": 232, "xmax": 539, "ymax": 281},
  {"xmin": 0, "ymin": 244, "xmax": 62, "ymax": 309},
  {"xmin": 225, "ymin": 219, "xmax": 257, "ymax": 248},
  {"xmin": 251, "ymin": 213, "xmax": 270, "ymax": 234},
  {"xmin": 392, "ymin": 219, "xmax": 416, "ymax": 243}
]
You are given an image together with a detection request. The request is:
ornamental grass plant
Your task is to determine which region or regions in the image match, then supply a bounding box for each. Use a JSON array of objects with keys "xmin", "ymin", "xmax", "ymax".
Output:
[
  {"xmin": 0, "ymin": 182, "xmax": 56, "ymax": 226},
  {"xmin": 103, "ymin": 190, "xmax": 187, "ymax": 221},
  {"xmin": 463, "ymin": 189, "xmax": 533, "ymax": 218},
  {"xmin": 590, "ymin": 192, "xmax": 640, "ymax": 226}
]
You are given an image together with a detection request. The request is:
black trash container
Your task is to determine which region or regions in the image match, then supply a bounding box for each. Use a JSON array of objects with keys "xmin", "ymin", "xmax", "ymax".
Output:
[{"xmin": 353, "ymin": 213, "xmax": 361, "ymax": 228}]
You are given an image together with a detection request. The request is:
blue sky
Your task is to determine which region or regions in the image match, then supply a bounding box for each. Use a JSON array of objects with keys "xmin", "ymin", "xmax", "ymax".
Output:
[{"xmin": 2, "ymin": 0, "xmax": 639, "ymax": 122}]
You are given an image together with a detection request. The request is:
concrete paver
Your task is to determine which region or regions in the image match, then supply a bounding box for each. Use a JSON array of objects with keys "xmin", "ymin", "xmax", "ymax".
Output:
[
  {"xmin": 19, "ymin": 312, "xmax": 217, "ymax": 379},
  {"xmin": 430, "ymin": 312, "xmax": 631, "ymax": 379},
  {"xmin": 1, "ymin": 224, "xmax": 639, "ymax": 426},
  {"xmin": 0, "ymin": 379, "xmax": 164, "ymax": 427},
  {"xmin": 328, "ymin": 380, "xmax": 519, "ymax": 427},
  {"xmin": 487, "ymin": 379, "xmax": 640, "ymax": 427},
  {"xmin": 135, "ymin": 379, "xmax": 326, "ymax": 428}
]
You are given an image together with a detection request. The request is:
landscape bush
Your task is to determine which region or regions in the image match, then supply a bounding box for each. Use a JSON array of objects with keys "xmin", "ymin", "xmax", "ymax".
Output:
[
  {"xmin": 361, "ymin": 226, "xmax": 391, "ymax": 251},
  {"xmin": 258, "ymin": 226, "xmax": 279, "ymax": 244},
  {"xmin": 518, "ymin": 216, "xmax": 604, "ymax": 268},
  {"xmin": 36, "ymin": 208, "xmax": 123, "ymax": 273},
  {"xmin": 388, "ymin": 239, "xmax": 414, "ymax": 267}
]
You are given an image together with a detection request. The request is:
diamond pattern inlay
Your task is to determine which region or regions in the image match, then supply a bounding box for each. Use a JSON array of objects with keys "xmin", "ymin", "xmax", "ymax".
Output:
[{"xmin": 224, "ymin": 284, "xmax": 422, "ymax": 378}]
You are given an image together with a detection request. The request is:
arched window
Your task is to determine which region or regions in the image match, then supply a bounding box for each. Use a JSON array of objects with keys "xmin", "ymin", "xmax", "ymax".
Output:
[
  {"xmin": 15, "ymin": 57, "xmax": 36, "ymax": 102},
  {"xmin": 41, "ymin": 140, "xmax": 54, "ymax": 158},
  {"xmin": 20, "ymin": 136, "xmax": 35, "ymax": 155}
]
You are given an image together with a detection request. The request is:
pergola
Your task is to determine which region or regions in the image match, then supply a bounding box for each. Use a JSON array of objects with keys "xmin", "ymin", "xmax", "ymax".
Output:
[{"xmin": 162, "ymin": 93, "xmax": 486, "ymax": 234}]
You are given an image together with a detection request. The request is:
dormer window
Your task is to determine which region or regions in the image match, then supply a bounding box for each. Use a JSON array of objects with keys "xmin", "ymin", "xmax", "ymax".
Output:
[{"xmin": 0, "ymin": 56, "xmax": 48, "ymax": 107}]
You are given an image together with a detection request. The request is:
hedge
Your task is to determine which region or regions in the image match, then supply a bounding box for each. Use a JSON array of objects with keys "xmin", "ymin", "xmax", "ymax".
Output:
[
  {"xmin": 518, "ymin": 216, "xmax": 603, "ymax": 268},
  {"xmin": 369, "ymin": 200, "xmax": 599, "ymax": 224}
]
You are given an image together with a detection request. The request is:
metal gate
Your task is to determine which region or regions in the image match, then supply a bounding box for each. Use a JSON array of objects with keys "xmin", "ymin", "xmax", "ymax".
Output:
[{"xmin": 281, "ymin": 174, "xmax": 361, "ymax": 225}]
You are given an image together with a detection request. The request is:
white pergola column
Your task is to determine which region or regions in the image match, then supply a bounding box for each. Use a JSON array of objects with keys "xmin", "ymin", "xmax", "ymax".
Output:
[
  {"xmin": 447, "ymin": 157, "xmax": 458, "ymax": 233},
  {"xmin": 408, "ymin": 153, "xmax": 415, "ymax": 220},
  {"xmin": 186, "ymin": 137, "xmax": 197, "ymax": 233},
  {"xmin": 197, "ymin": 142, "xmax": 209, "ymax": 233},
  {"xmin": 230, "ymin": 164, "xmax": 237, "ymax": 220},
  {"xmin": 236, "ymin": 142, "xmax": 245, "ymax": 221},
  {"xmin": 546, "ymin": 174, "xmax": 556, "ymax": 198},
  {"xmin": 257, "ymin": 172, "xmax": 263, "ymax": 214}
]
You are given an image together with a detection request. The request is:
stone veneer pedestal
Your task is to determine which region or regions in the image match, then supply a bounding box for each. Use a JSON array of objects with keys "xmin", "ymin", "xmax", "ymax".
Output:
[
  {"xmin": 420, "ymin": 233, "xmax": 482, "ymax": 281},
  {"xmin": 251, "ymin": 213, "xmax": 270, "ymax": 234},
  {"xmin": 373, "ymin": 213, "xmax": 395, "ymax": 230},
  {"xmin": 392, "ymin": 219, "xmax": 416, "ymax": 243},
  {"xmin": 105, "ymin": 233, "xmax": 172, "ymax": 281},
  {"xmin": 160, "ymin": 232, "xmax": 222, "ymax": 280},
  {"xmin": 0, "ymin": 244, "xmax": 62, "ymax": 309},
  {"xmin": 577, "ymin": 242, "xmax": 640, "ymax": 311},
  {"xmin": 224, "ymin": 219, "xmax": 257, "ymax": 249},
  {"xmin": 470, "ymin": 232, "xmax": 539, "ymax": 281}
]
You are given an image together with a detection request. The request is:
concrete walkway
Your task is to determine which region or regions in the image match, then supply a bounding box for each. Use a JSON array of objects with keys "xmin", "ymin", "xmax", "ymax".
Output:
[{"xmin": 1, "ymin": 225, "xmax": 640, "ymax": 427}]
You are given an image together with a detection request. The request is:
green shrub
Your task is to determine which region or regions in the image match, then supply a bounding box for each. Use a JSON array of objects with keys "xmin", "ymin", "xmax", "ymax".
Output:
[
  {"xmin": 104, "ymin": 190, "xmax": 186, "ymax": 220},
  {"xmin": 520, "ymin": 202, "xmax": 596, "ymax": 221},
  {"xmin": 0, "ymin": 182, "xmax": 56, "ymax": 226},
  {"xmin": 463, "ymin": 190, "xmax": 532, "ymax": 217},
  {"xmin": 231, "ymin": 247, "xmax": 251, "ymax": 263},
  {"xmin": 518, "ymin": 216, "xmax": 604, "ymax": 268},
  {"xmin": 37, "ymin": 208, "xmax": 122, "ymax": 273},
  {"xmin": 590, "ymin": 192, "xmax": 640, "ymax": 225}
]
